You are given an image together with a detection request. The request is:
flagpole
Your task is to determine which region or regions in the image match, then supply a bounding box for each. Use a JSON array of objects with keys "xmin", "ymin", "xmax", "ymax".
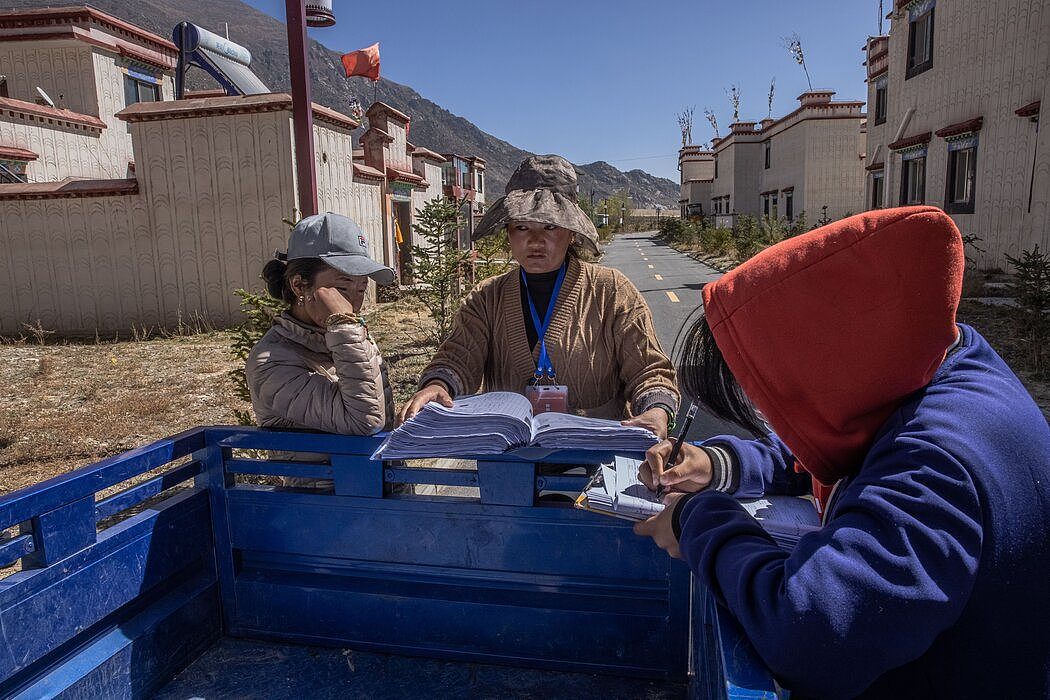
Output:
[{"xmin": 286, "ymin": 0, "xmax": 318, "ymax": 217}]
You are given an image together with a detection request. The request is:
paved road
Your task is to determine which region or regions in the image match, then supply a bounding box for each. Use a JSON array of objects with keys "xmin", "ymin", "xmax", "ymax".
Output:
[{"xmin": 601, "ymin": 231, "xmax": 753, "ymax": 442}]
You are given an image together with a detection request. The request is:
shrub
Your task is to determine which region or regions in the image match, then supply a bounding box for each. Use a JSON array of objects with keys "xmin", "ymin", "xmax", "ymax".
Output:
[
  {"xmin": 701, "ymin": 227, "xmax": 734, "ymax": 256},
  {"xmin": 229, "ymin": 289, "xmax": 285, "ymax": 424},
  {"xmin": 732, "ymin": 215, "xmax": 764, "ymax": 259},
  {"xmin": 408, "ymin": 197, "xmax": 473, "ymax": 345},
  {"xmin": 1005, "ymin": 245, "xmax": 1050, "ymax": 379}
]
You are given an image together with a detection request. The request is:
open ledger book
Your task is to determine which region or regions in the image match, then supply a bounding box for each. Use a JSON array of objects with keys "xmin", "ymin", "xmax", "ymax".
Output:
[
  {"xmin": 371, "ymin": 392, "xmax": 660, "ymax": 460},
  {"xmin": 576, "ymin": 456, "xmax": 822, "ymax": 550}
]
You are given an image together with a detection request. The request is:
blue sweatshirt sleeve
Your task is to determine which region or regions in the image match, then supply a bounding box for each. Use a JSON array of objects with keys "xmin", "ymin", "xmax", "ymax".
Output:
[
  {"xmin": 702, "ymin": 432, "xmax": 811, "ymax": 498},
  {"xmin": 678, "ymin": 432, "xmax": 983, "ymax": 698}
]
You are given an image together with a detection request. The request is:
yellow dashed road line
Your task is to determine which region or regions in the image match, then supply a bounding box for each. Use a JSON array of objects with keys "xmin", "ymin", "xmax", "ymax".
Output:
[
  {"xmin": 647, "ymin": 264, "xmax": 654, "ymax": 269},
  {"xmin": 666, "ymin": 291, "xmax": 680, "ymax": 303},
  {"xmin": 654, "ymin": 274, "xmax": 663, "ymax": 280}
]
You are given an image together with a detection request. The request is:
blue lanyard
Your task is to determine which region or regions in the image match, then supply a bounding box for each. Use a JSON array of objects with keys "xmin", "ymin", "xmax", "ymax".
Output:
[{"xmin": 522, "ymin": 263, "xmax": 567, "ymax": 379}]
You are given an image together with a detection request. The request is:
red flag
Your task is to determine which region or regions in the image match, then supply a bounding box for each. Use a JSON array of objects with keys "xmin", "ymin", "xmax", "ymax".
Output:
[{"xmin": 341, "ymin": 43, "xmax": 380, "ymax": 80}]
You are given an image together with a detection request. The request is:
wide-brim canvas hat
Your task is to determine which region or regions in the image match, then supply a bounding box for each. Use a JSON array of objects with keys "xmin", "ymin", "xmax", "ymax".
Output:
[
  {"xmin": 286, "ymin": 212, "xmax": 395, "ymax": 286},
  {"xmin": 473, "ymin": 155, "xmax": 600, "ymax": 255}
]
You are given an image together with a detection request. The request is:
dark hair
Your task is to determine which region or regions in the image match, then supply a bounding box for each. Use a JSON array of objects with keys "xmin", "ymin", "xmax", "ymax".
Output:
[
  {"xmin": 676, "ymin": 309, "xmax": 768, "ymax": 436},
  {"xmin": 261, "ymin": 257, "xmax": 330, "ymax": 306}
]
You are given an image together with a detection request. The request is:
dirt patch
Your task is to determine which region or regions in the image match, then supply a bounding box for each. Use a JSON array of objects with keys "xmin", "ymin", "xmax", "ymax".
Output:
[{"xmin": 0, "ymin": 298, "xmax": 438, "ymax": 497}]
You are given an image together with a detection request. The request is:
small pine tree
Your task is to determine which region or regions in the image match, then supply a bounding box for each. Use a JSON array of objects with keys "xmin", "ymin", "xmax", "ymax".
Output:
[
  {"xmin": 229, "ymin": 289, "xmax": 285, "ymax": 425},
  {"xmin": 1005, "ymin": 246, "xmax": 1050, "ymax": 378},
  {"xmin": 408, "ymin": 196, "xmax": 473, "ymax": 345},
  {"xmin": 816, "ymin": 205, "xmax": 832, "ymax": 228}
]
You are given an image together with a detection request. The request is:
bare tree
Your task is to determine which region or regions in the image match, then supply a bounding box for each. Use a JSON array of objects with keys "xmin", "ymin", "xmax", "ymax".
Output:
[
  {"xmin": 726, "ymin": 85, "xmax": 741, "ymax": 122},
  {"xmin": 767, "ymin": 77, "xmax": 776, "ymax": 119},
  {"xmin": 677, "ymin": 106, "xmax": 695, "ymax": 146},
  {"xmin": 784, "ymin": 33, "xmax": 813, "ymax": 91},
  {"xmin": 704, "ymin": 108, "xmax": 720, "ymax": 138}
]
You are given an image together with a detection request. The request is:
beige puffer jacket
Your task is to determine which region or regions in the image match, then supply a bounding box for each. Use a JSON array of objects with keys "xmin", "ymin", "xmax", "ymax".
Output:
[{"xmin": 245, "ymin": 312, "xmax": 395, "ymax": 435}]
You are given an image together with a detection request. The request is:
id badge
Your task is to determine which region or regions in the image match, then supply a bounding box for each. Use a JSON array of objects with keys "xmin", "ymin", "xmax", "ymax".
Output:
[{"xmin": 525, "ymin": 384, "xmax": 569, "ymax": 414}]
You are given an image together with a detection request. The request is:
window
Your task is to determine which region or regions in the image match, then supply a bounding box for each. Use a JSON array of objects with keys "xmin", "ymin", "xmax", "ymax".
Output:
[
  {"xmin": 874, "ymin": 79, "xmax": 888, "ymax": 125},
  {"xmin": 0, "ymin": 159, "xmax": 28, "ymax": 183},
  {"xmin": 123, "ymin": 74, "xmax": 159, "ymax": 106},
  {"xmin": 772, "ymin": 193, "xmax": 779, "ymax": 218},
  {"xmin": 714, "ymin": 159, "xmax": 718, "ymax": 179},
  {"xmin": 0, "ymin": 75, "xmax": 7, "ymax": 98},
  {"xmin": 441, "ymin": 163, "xmax": 454, "ymax": 186},
  {"xmin": 870, "ymin": 170, "xmax": 885, "ymax": 209},
  {"xmin": 457, "ymin": 159, "xmax": 470, "ymax": 189},
  {"xmin": 726, "ymin": 195, "xmax": 730, "ymax": 212},
  {"xmin": 764, "ymin": 141, "xmax": 771, "ymax": 169},
  {"xmin": 762, "ymin": 195, "xmax": 769, "ymax": 217},
  {"xmin": 900, "ymin": 153, "xmax": 926, "ymax": 205},
  {"xmin": 476, "ymin": 171, "xmax": 484, "ymax": 194},
  {"xmin": 945, "ymin": 138, "xmax": 977, "ymax": 214},
  {"xmin": 906, "ymin": 6, "xmax": 935, "ymax": 79},
  {"xmin": 785, "ymin": 190, "xmax": 794, "ymax": 220}
]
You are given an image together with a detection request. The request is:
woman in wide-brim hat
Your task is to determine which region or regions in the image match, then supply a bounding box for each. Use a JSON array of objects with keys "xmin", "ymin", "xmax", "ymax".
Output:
[{"xmin": 400, "ymin": 155, "xmax": 679, "ymax": 438}]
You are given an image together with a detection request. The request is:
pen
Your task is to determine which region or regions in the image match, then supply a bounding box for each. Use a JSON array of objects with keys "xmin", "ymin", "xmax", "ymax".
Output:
[{"xmin": 656, "ymin": 402, "xmax": 698, "ymax": 499}]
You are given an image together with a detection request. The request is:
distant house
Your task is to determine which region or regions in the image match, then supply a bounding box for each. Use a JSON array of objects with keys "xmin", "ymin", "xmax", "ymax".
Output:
[
  {"xmin": 440, "ymin": 153, "xmax": 486, "ymax": 249},
  {"xmin": 678, "ymin": 144, "xmax": 715, "ymax": 218},
  {"xmin": 703, "ymin": 91, "xmax": 866, "ymax": 228},
  {"xmin": 863, "ymin": 0, "xmax": 1049, "ymax": 268},
  {"xmin": 0, "ymin": 6, "xmax": 483, "ymax": 335}
]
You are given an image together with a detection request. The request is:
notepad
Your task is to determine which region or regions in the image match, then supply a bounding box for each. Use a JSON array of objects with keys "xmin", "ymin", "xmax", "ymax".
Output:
[
  {"xmin": 372, "ymin": 391, "xmax": 659, "ymax": 460},
  {"xmin": 576, "ymin": 455, "xmax": 822, "ymax": 550}
]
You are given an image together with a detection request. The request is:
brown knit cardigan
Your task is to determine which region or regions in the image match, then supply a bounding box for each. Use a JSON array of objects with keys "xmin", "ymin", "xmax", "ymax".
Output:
[{"xmin": 419, "ymin": 256, "xmax": 680, "ymax": 419}]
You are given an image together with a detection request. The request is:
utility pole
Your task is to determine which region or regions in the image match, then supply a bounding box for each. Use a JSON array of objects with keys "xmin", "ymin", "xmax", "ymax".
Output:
[{"xmin": 286, "ymin": 0, "xmax": 318, "ymax": 217}]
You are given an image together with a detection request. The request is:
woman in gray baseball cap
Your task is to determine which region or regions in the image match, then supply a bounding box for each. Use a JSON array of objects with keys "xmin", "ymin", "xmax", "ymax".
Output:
[{"xmin": 244, "ymin": 212, "xmax": 396, "ymax": 443}]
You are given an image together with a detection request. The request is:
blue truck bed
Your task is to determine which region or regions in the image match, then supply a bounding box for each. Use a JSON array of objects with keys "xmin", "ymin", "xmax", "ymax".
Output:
[{"xmin": 0, "ymin": 427, "xmax": 782, "ymax": 698}]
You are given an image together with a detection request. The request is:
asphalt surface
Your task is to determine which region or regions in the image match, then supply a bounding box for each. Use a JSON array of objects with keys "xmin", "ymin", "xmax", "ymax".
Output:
[{"xmin": 601, "ymin": 231, "xmax": 754, "ymax": 442}]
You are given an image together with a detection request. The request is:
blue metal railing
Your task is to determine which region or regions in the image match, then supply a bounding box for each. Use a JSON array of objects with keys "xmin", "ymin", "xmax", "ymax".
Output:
[{"xmin": 0, "ymin": 427, "xmax": 782, "ymax": 699}]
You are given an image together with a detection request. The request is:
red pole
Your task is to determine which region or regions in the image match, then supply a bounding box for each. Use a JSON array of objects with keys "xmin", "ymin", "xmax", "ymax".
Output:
[{"xmin": 286, "ymin": 0, "xmax": 318, "ymax": 217}]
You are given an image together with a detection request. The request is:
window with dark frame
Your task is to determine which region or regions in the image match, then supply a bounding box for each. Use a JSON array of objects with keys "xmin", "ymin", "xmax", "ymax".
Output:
[
  {"xmin": 906, "ymin": 6, "xmax": 935, "ymax": 79},
  {"xmin": 764, "ymin": 141, "xmax": 771, "ymax": 169},
  {"xmin": 785, "ymin": 190, "xmax": 794, "ymax": 220},
  {"xmin": 945, "ymin": 138, "xmax": 977, "ymax": 214},
  {"xmin": 0, "ymin": 76, "xmax": 8, "ymax": 98},
  {"xmin": 900, "ymin": 153, "xmax": 927, "ymax": 205},
  {"xmin": 874, "ymin": 80, "xmax": 888, "ymax": 125},
  {"xmin": 0, "ymin": 159, "xmax": 28, "ymax": 183},
  {"xmin": 772, "ymin": 193, "xmax": 778, "ymax": 218},
  {"xmin": 123, "ymin": 74, "xmax": 159, "ymax": 106},
  {"xmin": 871, "ymin": 170, "xmax": 885, "ymax": 209},
  {"xmin": 763, "ymin": 195, "xmax": 769, "ymax": 217},
  {"xmin": 714, "ymin": 159, "xmax": 718, "ymax": 179}
]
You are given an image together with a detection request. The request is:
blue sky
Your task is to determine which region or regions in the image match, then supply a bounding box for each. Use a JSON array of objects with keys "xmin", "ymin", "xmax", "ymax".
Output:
[{"xmin": 240, "ymin": 1, "xmax": 879, "ymax": 181}]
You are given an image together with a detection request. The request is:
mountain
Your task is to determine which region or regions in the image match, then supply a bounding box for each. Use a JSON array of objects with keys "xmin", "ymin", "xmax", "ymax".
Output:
[{"xmin": 3, "ymin": 0, "xmax": 680, "ymax": 206}]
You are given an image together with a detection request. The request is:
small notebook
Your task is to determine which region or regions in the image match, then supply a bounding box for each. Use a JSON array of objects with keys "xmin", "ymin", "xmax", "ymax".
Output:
[
  {"xmin": 576, "ymin": 455, "xmax": 822, "ymax": 550},
  {"xmin": 372, "ymin": 391, "xmax": 659, "ymax": 460}
]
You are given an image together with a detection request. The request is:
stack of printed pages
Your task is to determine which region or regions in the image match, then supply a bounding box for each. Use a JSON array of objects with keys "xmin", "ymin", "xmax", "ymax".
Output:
[{"xmin": 372, "ymin": 392, "xmax": 659, "ymax": 460}]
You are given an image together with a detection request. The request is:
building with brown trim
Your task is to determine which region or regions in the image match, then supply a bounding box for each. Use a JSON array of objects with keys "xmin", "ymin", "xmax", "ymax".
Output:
[
  {"xmin": 0, "ymin": 7, "xmax": 476, "ymax": 335},
  {"xmin": 0, "ymin": 5, "xmax": 178, "ymax": 182},
  {"xmin": 678, "ymin": 144, "xmax": 714, "ymax": 218},
  {"xmin": 863, "ymin": 0, "xmax": 1049, "ymax": 267},
  {"xmin": 692, "ymin": 90, "xmax": 866, "ymax": 228}
]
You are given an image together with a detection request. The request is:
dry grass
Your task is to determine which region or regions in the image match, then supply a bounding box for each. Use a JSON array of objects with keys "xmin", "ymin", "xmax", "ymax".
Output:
[{"xmin": 0, "ymin": 298, "xmax": 438, "ymax": 497}]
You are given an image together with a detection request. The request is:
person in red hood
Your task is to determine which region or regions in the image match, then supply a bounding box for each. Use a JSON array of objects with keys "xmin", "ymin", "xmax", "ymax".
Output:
[{"xmin": 634, "ymin": 206, "xmax": 1050, "ymax": 698}]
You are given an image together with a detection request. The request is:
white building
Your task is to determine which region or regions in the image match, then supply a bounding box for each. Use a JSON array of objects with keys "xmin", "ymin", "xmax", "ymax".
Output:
[{"xmin": 863, "ymin": 0, "xmax": 1049, "ymax": 268}]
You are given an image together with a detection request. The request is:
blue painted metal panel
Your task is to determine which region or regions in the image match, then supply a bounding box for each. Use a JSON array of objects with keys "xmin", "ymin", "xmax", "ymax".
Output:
[
  {"xmin": 476, "ymin": 460, "xmax": 535, "ymax": 506},
  {"xmin": 23, "ymin": 496, "xmax": 95, "ymax": 567},
  {"xmin": 331, "ymin": 453, "xmax": 382, "ymax": 497},
  {"xmin": 93, "ymin": 460, "xmax": 202, "ymax": 522},
  {"xmin": 0, "ymin": 489, "xmax": 211, "ymax": 683},
  {"xmin": 194, "ymin": 445, "xmax": 239, "ymax": 633},
  {"xmin": 225, "ymin": 488, "xmax": 669, "ymax": 579},
  {"xmin": 0, "ymin": 428, "xmax": 205, "ymax": 531},
  {"xmin": 0, "ymin": 534, "xmax": 34, "ymax": 569},
  {"xmin": 6, "ymin": 575, "xmax": 219, "ymax": 699}
]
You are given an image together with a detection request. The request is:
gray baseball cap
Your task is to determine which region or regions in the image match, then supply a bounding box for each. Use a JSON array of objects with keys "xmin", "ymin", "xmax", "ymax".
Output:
[{"xmin": 287, "ymin": 212, "xmax": 395, "ymax": 286}]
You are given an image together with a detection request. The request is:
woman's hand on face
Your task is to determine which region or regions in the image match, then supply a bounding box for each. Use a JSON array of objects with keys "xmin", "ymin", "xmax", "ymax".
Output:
[
  {"xmin": 303, "ymin": 286, "xmax": 358, "ymax": 327},
  {"xmin": 633, "ymin": 492, "xmax": 686, "ymax": 559},
  {"xmin": 398, "ymin": 382, "xmax": 454, "ymax": 425},
  {"xmin": 638, "ymin": 440, "xmax": 712, "ymax": 494},
  {"xmin": 621, "ymin": 407, "xmax": 670, "ymax": 440}
]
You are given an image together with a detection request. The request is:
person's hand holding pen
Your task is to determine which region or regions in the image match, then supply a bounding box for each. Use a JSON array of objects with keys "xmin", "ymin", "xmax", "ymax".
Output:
[{"xmin": 638, "ymin": 404, "xmax": 713, "ymax": 501}]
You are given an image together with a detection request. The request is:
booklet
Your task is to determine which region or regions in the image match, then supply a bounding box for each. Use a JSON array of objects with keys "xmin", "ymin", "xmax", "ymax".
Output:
[
  {"xmin": 371, "ymin": 391, "xmax": 660, "ymax": 460},
  {"xmin": 576, "ymin": 456, "xmax": 822, "ymax": 550}
]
